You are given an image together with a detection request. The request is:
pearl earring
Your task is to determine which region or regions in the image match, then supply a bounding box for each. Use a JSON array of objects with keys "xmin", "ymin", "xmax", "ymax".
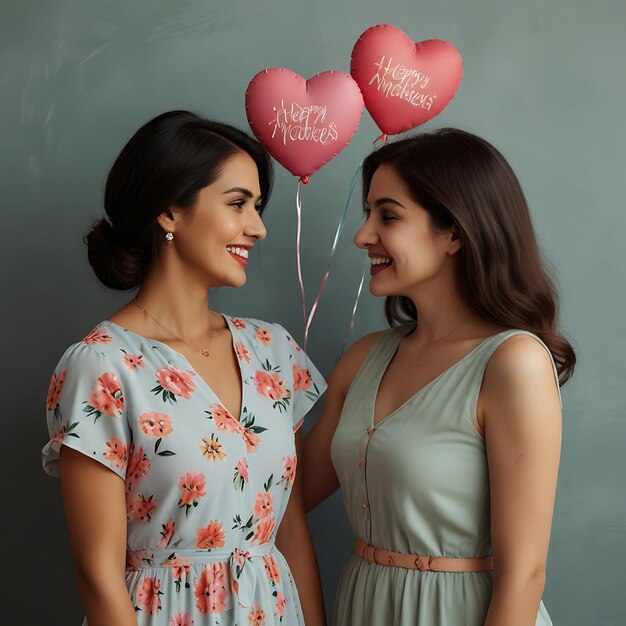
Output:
[{"xmin": 165, "ymin": 231, "xmax": 174, "ymax": 241}]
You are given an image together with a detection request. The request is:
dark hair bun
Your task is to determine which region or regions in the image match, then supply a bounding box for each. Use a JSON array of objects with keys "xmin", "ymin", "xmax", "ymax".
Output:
[{"xmin": 85, "ymin": 219, "xmax": 149, "ymax": 290}]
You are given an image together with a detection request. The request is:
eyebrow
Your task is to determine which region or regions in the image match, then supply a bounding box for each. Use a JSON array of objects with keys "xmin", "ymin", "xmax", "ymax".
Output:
[
  {"xmin": 368, "ymin": 197, "xmax": 406, "ymax": 209},
  {"xmin": 223, "ymin": 187, "xmax": 262, "ymax": 202}
]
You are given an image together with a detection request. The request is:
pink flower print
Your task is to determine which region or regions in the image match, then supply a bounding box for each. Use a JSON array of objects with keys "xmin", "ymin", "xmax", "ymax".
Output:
[
  {"xmin": 103, "ymin": 437, "xmax": 128, "ymax": 470},
  {"xmin": 263, "ymin": 554, "xmax": 281, "ymax": 585},
  {"xmin": 170, "ymin": 613, "xmax": 194, "ymax": 626},
  {"xmin": 235, "ymin": 341, "xmax": 251, "ymax": 363},
  {"xmin": 232, "ymin": 549, "xmax": 250, "ymax": 568},
  {"xmin": 253, "ymin": 516, "xmax": 276, "ymax": 546},
  {"xmin": 51, "ymin": 428, "xmax": 64, "ymax": 445},
  {"xmin": 163, "ymin": 556, "xmax": 192, "ymax": 591},
  {"xmin": 139, "ymin": 412, "xmax": 173, "ymax": 438},
  {"xmin": 247, "ymin": 604, "xmax": 266, "ymax": 626},
  {"xmin": 82, "ymin": 327, "xmax": 112, "ymax": 345},
  {"xmin": 279, "ymin": 455, "xmax": 297, "ymax": 488},
  {"xmin": 242, "ymin": 428, "xmax": 261, "ymax": 453},
  {"xmin": 128, "ymin": 494, "xmax": 157, "ymax": 523},
  {"xmin": 47, "ymin": 371, "xmax": 65, "ymax": 410},
  {"xmin": 196, "ymin": 520, "xmax": 226, "ymax": 550},
  {"xmin": 233, "ymin": 458, "xmax": 249, "ymax": 491},
  {"xmin": 255, "ymin": 327, "xmax": 272, "ymax": 346},
  {"xmin": 231, "ymin": 318, "xmax": 247, "ymax": 329},
  {"xmin": 155, "ymin": 366, "xmax": 196, "ymax": 401},
  {"xmin": 122, "ymin": 352, "xmax": 145, "ymax": 372},
  {"xmin": 194, "ymin": 564, "xmax": 228, "ymax": 614},
  {"xmin": 253, "ymin": 371, "xmax": 290, "ymax": 401},
  {"xmin": 158, "ymin": 519, "xmax": 176, "ymax": 548},
  {"xmin": 209, "ymin": 404, "xmax": 243, "ymax": 434},
  {"xmin": 178, "ymin": 471, "xmax": 207, "ymax": 511},
  {"xmin": 292, "ymin": 363, "xmax": 312, "ymax": 391},
  {"xmin": 136, "ymin": 577, "xmax": 162, "ymax": 614},
  {"xmin": 127, "ymin": 445, "xmax": 150, "ymax": 487},
  {"xmin": 275, "ymin": 591, "xmax": 287, "ymax": 617},
  {"xmin": 50, "ymin": 421, "xmax": 79, "ymax": 445},
  {"xmin": 126, "ymin": 550, "xmax": 153, "ymax": 570},
  {"xmin": 89, "ymin": 372, "xmax": 124, "ymax": 417},
  {"xmin": 253, "ymin": 492, "xmax": 274, "ymax": 520}
]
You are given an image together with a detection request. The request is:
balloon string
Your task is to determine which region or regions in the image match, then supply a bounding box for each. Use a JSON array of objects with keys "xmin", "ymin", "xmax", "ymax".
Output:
[
  {"xmin": 295, "ymin": 180, "xmax": 308, "ymax": 348},
  {"xmin": 303, "ymin": 162, "xmax": 363, "ymax": 351},
  {"xmin": 339, "ymin": 255, "xmax": 368, "ymax": 360}
]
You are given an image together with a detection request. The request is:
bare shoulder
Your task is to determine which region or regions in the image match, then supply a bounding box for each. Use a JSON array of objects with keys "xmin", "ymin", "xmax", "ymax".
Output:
[
  {"xmin": 485, "ymin": 334, "xmax": 556, "ymax": 387},
  {"xmin": 481, "ymin": 333, "xmax": 561, "ymax": 425},
  {"xmin": 329, "ymin": 330, "xmax": 386, "ymax": 395}
]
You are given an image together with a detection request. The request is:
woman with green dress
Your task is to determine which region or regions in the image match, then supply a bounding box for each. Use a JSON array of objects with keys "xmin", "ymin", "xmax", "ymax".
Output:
[{"xmin": 304, "ymin": 129, "xmax": 574, "ymax": 626}]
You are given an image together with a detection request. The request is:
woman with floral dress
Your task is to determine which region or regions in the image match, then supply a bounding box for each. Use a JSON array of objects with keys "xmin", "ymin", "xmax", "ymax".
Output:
[{"xmin": 42, "ymin": 110, "xmax": 327, "ymax": 626}]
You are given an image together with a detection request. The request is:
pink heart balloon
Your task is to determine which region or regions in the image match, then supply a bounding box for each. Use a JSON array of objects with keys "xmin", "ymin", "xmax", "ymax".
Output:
[
  {"xmin": 245, "ymin": 68, "xmax": 363, "ymax": 182},
  {"xmin": 351, "ymin": 24, "xmax": 463, "ymax": 137}
]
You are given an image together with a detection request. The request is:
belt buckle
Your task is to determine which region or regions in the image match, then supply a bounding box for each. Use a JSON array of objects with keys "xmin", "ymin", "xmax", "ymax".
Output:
[{"xmin": 415, "ymin": 555, "xmax": 432, "ymax": 571}]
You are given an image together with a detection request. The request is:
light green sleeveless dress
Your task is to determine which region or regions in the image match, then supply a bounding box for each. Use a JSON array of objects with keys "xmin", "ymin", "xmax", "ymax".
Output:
[{"xmin": 331, "ymin": 328, "xmax": 558, "ymax": 626}]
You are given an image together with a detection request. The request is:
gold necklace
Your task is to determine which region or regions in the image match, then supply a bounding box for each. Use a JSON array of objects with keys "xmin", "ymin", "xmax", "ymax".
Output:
[
  {"xmin": 428, "ymin": 313, "xmax": 472, "ymax": 346},
  {"xmin": 132, "ymin": 299, "xmax": 214, "ymax": 357}
]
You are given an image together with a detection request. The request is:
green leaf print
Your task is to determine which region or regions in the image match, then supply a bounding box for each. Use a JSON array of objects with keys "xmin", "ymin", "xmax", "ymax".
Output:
[{"xmin": 151, "ymin": 384, "xmax": 178, "ymax": 405}]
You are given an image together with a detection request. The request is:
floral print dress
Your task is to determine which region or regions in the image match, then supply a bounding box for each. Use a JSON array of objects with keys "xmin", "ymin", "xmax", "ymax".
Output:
[{"xmin": 42, "ymin": 316, "xmax": 326, "ymax": 626}]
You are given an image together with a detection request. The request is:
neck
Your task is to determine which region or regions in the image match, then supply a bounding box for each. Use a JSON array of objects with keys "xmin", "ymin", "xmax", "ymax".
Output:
[
  {"xmin": 403, "ymin": 271, "xmax": 474, "ymax": 345},
  {"xmin": 134, "ymin": 257, "xmax": 214, "ymax": 341}
]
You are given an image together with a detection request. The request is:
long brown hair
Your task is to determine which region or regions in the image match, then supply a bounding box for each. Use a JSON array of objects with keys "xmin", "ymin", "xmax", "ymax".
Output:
[{"xmin": 362, "ymin": 128, "xmax": 575, "ymax": 385}]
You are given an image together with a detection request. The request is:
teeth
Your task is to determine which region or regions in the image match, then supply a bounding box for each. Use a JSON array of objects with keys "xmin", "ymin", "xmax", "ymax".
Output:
[
  {"xmin": 227, "ymin": 246, "xmax": 249, "ymax": 259},
  {"xmin": 370, "ymin": 257, "xmax": 391, "ymax": 266}
]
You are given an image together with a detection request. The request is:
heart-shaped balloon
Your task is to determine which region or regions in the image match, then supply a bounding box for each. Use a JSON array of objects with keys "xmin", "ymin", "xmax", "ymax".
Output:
[
  {"xmin": 245, "ymin": 68, "xmax": 363, "ymax": 182},
  {"xmin": 351, "ymin": 24, "xmax": 463, "ymax": 137}
]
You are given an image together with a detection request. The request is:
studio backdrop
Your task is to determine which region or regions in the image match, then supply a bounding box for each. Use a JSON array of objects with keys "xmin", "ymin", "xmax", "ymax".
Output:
[{"xmin": 2, "ymin": 0, "xmax": 625, "ymax": 624}]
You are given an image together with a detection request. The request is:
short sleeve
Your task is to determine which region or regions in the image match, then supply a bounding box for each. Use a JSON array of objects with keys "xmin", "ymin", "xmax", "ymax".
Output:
[
  {"xmin": 42, "ymin": 343, "xmax": 131, "ymax": 480},
  {"xmin": 274, "ymin": 325, "xmax": 327, "ymax": 433}
]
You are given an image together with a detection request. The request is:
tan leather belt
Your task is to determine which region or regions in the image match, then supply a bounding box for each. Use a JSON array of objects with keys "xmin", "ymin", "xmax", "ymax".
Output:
[{"xmin": 354, "ymin": 538, "xmax": 493, "ymax": 573}]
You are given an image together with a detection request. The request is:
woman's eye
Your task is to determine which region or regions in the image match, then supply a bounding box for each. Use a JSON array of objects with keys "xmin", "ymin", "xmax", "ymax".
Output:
[
  {"xmin": 382, "ymin": 214, "xmax": 397, "ymax": 222},
  {"xmin": 231, "ymin": 200, "xmax": 246, "ymax": 210},
  {"xmin": 255, "ymin": 204, "xmax": 263, "ymax": 213}
]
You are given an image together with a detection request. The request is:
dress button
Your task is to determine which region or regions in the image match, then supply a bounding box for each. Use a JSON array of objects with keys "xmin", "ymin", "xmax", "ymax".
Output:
[
  {"xmin": 367, "ymin": 426, "xmax": 374, "ymax": 435},
  {"xmin": 361, "ymin": 501, "xmax": 369, "ymax": 509}
]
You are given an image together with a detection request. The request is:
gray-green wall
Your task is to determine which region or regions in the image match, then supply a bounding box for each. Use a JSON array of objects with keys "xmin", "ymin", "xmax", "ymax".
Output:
[{"xmin": 3, "ymin": 0, "xmax": 624, "ymax": 623}]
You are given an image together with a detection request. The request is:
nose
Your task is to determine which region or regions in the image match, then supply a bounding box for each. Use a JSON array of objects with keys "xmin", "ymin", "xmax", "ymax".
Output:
[
  {"xmin": 354, "ymin": 215, "xmax": 378, "ymax": 249},
  {"xmin": 246, "ymin": 209, "xmax": 267, "ymax": 241}
]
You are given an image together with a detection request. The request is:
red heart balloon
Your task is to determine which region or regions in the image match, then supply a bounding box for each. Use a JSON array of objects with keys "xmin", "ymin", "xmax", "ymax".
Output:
[
  {"xmin": 351, "ymin": 24, "xmax": 463, "ymax": 137},
  {"xmin": 245, "ymin": 68, "xmax": 363, "ymax": 181}
]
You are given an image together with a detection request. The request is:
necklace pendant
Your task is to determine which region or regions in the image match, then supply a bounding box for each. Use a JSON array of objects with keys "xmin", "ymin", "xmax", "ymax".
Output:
[{"xmin": 200, "ymin": 349, "xmax": 210, "ymax": 357}]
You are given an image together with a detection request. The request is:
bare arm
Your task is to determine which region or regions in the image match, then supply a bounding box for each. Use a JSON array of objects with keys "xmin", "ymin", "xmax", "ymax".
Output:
[
  {"xmin": 276, "ymin": 432, "xmax": 326, "ymax": 626},
  {"xmin": 480, "ymin": 335, "xmax": 562, "ymax": 626},
  {"xmin": 59, "ymin": 446, "xmax": 137, "ymax": 626},
  {"xmin": 302, "ymin": 332, "xmax": 383, "ymax": 512}
]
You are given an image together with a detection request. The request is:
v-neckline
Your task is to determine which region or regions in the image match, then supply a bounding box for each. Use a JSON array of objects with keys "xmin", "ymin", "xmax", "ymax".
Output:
[
  {"xmin": 103, "ymin": 315, "xmax": 246, "ymax": 423},
  {"xmin": 371, "ymin": 329, "xmax": 509, "ymax": 429}
]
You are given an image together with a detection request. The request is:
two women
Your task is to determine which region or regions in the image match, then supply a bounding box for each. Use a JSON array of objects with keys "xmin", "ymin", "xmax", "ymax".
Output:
[{"xmin": 43, "ymin": 113, "xmax": 573, "ymax": 626}]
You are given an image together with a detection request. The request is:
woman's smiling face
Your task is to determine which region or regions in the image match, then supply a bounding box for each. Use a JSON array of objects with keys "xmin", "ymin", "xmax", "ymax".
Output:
[
  {"xmin": 166, "ymin": 151, "xmax": 267, "ymax": 288},
  {"xmin": 354, "ymin": 163, "xmax": 459, "ymax": 297}
]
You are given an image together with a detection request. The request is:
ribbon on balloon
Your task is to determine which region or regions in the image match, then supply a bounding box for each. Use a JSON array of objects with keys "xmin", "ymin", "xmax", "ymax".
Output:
[{"xmin": 246, "ymin": 67, "xmax": 364, "ymax": 350}]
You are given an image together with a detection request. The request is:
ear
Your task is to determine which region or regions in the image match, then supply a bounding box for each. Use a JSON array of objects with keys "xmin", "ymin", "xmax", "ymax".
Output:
[
  {"xmin": 156, "ymin": 210, "xmax": 177, "ymax": 234},
  {"xmin": 447, "ymin": 227, "xmax": 462, "ymax": 256}
]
